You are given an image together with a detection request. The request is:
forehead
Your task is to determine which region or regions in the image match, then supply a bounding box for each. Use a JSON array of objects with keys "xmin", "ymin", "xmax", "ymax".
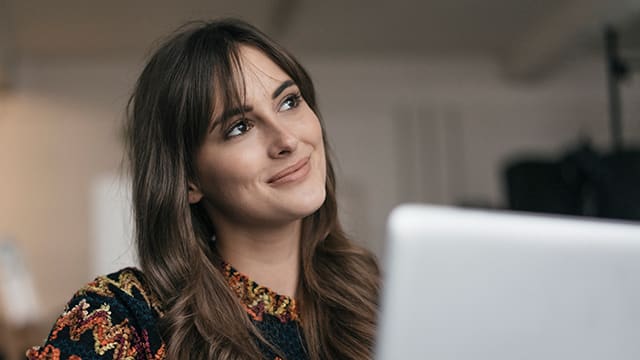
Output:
[
  {"xmin": 209, "ymin": 45, "xmax": 294, "ymax": 127},
  {"xmin": 235, "ymin": 45, "xmax": 291, "ymax": 92}
]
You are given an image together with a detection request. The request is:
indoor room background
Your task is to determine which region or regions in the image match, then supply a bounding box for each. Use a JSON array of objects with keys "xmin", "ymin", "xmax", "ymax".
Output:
[{"xmin": 1, "ymin": 0, "xmax": 639, "ymax": 357}]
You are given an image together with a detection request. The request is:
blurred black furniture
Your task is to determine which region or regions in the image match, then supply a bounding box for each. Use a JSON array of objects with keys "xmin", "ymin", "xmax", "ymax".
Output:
[
  {"xmin": 504, "ymin": 26, "xmax": 640, "ymax": 221},
  {"xmin": 505, "ymin": 144, "xmax": 640, "ymax": 221}
]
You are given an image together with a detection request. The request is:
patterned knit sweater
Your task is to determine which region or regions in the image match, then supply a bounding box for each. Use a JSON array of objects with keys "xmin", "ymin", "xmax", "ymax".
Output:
[{"xmin": 26, "ymin": 264, "xmax": 308, "ymax": 360}]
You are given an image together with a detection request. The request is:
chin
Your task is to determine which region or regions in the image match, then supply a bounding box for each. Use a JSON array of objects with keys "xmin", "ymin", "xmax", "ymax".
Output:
[
  {"xmin": 289, "ymin": 187, "xmax": 327, "ymax": 219},
  {"xmin": 307, "ymin": 187, "xmax": 327, "ymax": 214}
]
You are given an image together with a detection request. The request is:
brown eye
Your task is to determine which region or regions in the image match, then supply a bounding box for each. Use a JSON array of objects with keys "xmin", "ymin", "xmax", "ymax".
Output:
[
  {"xmin": 279, "ymin": 94, "xmax": 302, "ymax": 112},
  {"xmin": 225, "ymin": 119, "xmax": 253, "ymax": 138}
]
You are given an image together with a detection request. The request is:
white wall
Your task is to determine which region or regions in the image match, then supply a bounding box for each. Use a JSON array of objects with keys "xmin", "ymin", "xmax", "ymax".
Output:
[
  {"xmin": 0, "ymin": 54, "xmax": 638, "ymax": 314},
  {"xmin": 305, "ymin": 55, "xmax": 640, "ymax": 255},
  {"xmin": 0, "ymin": 59, "xmax": 135, "ymax": 316}
]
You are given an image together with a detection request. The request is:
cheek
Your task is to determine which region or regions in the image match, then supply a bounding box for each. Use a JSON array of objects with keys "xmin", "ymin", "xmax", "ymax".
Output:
[
  {"xmin": 305, "ymin": 117, "xmax": 326, "ymax": 174},
  {"xmin": 305, "ymin": 114, "xmax": 324, "ymax": 148},
  {"xmin": 196, "ymin": 146, "xmax": 262, "ymax": 192},
  {"xmin": 311, "ymin": 134, "xmax": 328, "ymax": 190}
]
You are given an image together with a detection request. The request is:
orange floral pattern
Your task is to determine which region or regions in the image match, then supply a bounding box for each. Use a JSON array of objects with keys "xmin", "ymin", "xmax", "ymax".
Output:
[
  {"xmin": 26, "ymin": 266, "xmax": 305, "ymax": 359},
  {"xmin": 77, "ymin": 271, "xmax": 164, "ymax": 316},
  {"xmin": 222, "ymin": 262, "xmax": 300, "ymax": 323},
  {"xmin": 26, "ymin": 269, "xmax": 166, "ymax": 360}
]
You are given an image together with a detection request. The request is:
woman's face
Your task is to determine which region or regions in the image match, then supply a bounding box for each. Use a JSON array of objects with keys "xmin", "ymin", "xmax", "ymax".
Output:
[{"xmin": 189, "ymin": 45, "xmax": 327, "ymax": 229}]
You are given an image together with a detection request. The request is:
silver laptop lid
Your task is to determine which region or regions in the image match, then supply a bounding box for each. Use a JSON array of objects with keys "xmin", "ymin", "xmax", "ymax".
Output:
[{"xmin": 376, "ymin": 204, "xmax": 640, "ymax": 360}]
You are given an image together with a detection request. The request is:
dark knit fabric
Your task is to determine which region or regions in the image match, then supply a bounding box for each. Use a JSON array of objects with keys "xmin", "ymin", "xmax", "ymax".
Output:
[{"xmin": 27, "ymin": 266, "xmax": 308, "ymax": 360}]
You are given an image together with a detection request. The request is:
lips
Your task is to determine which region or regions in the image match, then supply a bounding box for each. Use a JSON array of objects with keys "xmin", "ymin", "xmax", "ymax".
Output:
[{"xmin": 268, "ymin": 157, "xmax": 311, "ymax": 185}]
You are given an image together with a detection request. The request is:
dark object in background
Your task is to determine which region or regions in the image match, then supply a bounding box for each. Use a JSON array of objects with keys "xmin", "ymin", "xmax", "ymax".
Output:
[
  {"xmin": 505, "ymin": 160, "xmax": 584, "ymax": 216},
  {"xmin": 504, "ymin": 145, "xmax": 640, "ymax": 221},
  {"xmin": 597, "ymin": 150, "xmax": 640, "ymax": 220}
]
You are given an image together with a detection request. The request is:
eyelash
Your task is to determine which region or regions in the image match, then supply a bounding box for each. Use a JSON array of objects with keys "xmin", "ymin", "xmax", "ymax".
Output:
[
  {"xmin": 224, "ymin": 118, "xmax": 253, "ymax": 139},
  {"xmin": 223, "ymin": 92, "xmax": 303, "ymax": 139},
  {"xmin": 280, "ymin": 93, "xmax": 303, "ymax": 111}
]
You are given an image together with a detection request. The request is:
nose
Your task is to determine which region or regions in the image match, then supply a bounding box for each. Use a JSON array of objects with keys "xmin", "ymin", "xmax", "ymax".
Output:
[{"xmin": 267, "ymin": 123, "xmax": 299, "ymax": 158}]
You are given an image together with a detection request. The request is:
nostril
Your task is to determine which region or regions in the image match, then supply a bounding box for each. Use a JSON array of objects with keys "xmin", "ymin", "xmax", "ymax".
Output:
[
  {"xmin": 278, "ymin": 149, "xmax": 291, "ymax": 156},
  {"xmin": 267, "ymin": 125, "xmax": 299, "ymax": 158}
]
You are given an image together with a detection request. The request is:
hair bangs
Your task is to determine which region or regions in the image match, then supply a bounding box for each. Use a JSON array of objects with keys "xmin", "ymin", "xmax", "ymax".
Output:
[{"xmin": 209, "ymin": 43, "xmax": 249, "ymax": 137}]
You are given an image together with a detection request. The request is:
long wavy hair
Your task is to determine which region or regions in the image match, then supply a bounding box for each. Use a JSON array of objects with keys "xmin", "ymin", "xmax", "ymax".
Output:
[{"xmin": 125, "ymin": 18, "xmax": 380, "ymax": 360}]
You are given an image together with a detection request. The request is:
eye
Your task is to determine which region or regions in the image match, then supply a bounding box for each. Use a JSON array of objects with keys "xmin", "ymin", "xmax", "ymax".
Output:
[
  {"xmin": 279, "ymin": 93, "xmax": 302, "ymax": 112},
  {"xmin": 225, "ymin": 119, "xmax": 253, "ymax": 139}
]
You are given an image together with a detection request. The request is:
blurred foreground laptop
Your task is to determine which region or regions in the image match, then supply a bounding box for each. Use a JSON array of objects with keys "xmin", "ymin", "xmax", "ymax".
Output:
[{"xmin": 376, "ymin": 204, "xmax": 640, "ymax": 360}]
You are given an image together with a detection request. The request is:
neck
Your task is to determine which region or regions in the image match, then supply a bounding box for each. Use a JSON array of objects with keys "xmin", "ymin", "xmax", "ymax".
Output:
[{"xmin": 214, "ymin": 220, "xmax": 302, "ymax": 298}]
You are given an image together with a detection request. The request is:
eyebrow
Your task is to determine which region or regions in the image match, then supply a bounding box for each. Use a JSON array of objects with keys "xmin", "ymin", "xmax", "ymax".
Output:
[
  {"xmin": 272, "ymin": 79, "xmax": 295, "ymax": 99},
  {"xmin": 211, "ymin": 106, "xmax": 253, "ymax": 132},
  {"xmin": 210, "ymin": 79, "xmax": 297, "ymax": 132}
]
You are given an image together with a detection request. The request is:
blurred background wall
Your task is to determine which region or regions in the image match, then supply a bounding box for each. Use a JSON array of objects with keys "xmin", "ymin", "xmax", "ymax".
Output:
[{"xmin": 0, "ymin": 0, "xmax": 639, "ymax": 352}]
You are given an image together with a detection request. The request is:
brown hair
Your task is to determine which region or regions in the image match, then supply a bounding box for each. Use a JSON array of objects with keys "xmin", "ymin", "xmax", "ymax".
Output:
[{"xmin": 126, "ymin": 18, "xmax": 380, "ymax": 359}]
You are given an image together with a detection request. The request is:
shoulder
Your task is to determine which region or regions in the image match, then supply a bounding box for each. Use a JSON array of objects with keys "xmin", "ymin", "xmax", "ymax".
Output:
[
  {"xmin": 26, "ymin": 268, "xmax": 166, "ymax": 360},
  {"xmin": 76, "ymin": 267, "xmax": 164, "ymax": 316}
]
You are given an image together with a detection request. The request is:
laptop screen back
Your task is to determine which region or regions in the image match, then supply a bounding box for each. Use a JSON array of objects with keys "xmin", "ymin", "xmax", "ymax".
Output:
[{"xmin": 376, "ymin": 204, "xmax": 640, "ymax": 360}]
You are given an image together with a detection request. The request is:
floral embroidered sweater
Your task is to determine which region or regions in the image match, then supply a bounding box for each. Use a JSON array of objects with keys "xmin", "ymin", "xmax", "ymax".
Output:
[{"xmin": 26, "ymin": 264, "xmax": 308, "ymax": 360}]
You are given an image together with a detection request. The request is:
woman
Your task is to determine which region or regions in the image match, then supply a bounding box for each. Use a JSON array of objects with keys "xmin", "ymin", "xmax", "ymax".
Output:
[{"xmin": 27, "ymin": 18, "xmax": 380, "ymax": 360}]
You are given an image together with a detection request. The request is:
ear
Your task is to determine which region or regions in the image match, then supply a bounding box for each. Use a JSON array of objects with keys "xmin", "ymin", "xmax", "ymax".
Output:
[{"xmin": 188, "ymin": 181, "xmax": 204, "ymax": 204}]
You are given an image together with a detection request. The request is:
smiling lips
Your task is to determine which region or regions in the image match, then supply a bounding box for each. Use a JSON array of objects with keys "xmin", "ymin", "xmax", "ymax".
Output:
[{"xmin": 268, "ymin": 157, "xmax": 311, "ymax": 185}]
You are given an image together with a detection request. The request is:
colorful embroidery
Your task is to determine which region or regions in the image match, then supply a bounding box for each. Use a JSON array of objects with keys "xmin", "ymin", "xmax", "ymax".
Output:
[
  {"xmin": 24, "ymin": 344, "xmax": 82, "ymax": 360},
  {"xmin": 77, "ymin": 269, "xmax": 164, "ymax": 316},
  {"xmin": 222, "ymin": 262, "xmax": 300, "ymax": 323},
  {"xmin": 27, "ymin": 266, "xmax": 302, "ymax": 359},
  {"xmin": 26, "ymin": 269, "xmax": 166, "ymax": 360}
]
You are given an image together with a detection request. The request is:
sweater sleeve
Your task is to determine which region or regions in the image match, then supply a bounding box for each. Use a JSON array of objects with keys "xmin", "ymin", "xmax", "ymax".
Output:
[{"xmin": 26, "ymin": 268, "xmax": 165, "ymax": 360}]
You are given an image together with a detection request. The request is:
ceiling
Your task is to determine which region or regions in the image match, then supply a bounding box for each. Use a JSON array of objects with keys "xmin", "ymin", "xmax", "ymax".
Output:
[{"xmin": 1, "ymin": 0, "xmax": 640, "ymax": 79}]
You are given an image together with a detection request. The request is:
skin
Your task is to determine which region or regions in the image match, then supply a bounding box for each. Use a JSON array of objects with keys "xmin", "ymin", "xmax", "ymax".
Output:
[{"xmin": 188, "ymin": 45, "xmax": 327, "ymax": 297}]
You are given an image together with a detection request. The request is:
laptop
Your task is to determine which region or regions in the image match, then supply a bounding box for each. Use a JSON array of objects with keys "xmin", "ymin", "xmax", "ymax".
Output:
[{"xmin": 376, "ymin": 204, "xmax": 640, "ymax": 360}]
